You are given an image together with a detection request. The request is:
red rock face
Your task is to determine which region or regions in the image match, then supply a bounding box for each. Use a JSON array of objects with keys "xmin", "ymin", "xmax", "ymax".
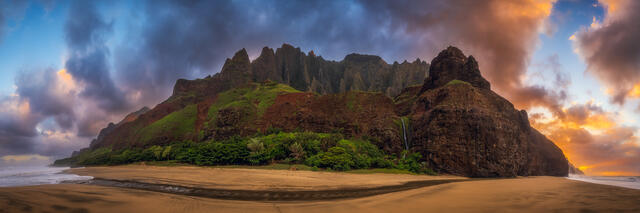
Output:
[
  {"xmin": 261, "ymin": 92, "xmax": 403, "ymax": 153},
  {"xmin": 405, "ymin": 47, "xmax": 568, "ymax": 177}
]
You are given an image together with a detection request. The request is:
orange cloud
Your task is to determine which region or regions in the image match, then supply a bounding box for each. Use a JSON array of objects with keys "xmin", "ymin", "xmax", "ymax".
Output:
[
  {"xmin": 56, "ymin": 69, "xmax": 77, "ymax": 93},
  {"xmin": 494, "ymin": 0, "xmax": 554, "ymax": 19},
  {"xmin": 599, "ymin": 0, "xmax": 623, "ymax": 15},
  {"xmin": 530, "ymin": 102, "xmax": 640, "ymax": 176},
  {"xmin": 1, "ymin": 154, "xmax": 49, "ymax": 162},
  {"xmin": 627, "ymin": 83, "xmax": 640, "ymax": 98}
]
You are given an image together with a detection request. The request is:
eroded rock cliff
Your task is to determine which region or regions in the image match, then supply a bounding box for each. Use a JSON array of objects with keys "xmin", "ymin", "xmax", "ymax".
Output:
[{"xmin": 403, "ymin": 46, "xmax": 568, "ymax": 177}]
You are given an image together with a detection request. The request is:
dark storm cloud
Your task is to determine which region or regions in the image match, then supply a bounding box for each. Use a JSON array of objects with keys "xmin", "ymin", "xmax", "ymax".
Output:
[
  {"xmin": 64, "ymin": 0, "xmax": 128, "ymax": 112},
  {"xmin": 114, "ymin": 0, "xmax": 417, "ymax": 105},
  {"xmin": 115, "ymin": 0, "xmax": 555, "ymax": 110},
  {"xmin": 575, "ymin": 0, "xmax": 640, "ymax": 105}
]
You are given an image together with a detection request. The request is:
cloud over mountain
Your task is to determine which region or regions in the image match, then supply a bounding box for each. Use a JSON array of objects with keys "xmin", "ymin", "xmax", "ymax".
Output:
[{"xmin": 0, "ymin": 0, "xmax": 610, "ymax": 169}]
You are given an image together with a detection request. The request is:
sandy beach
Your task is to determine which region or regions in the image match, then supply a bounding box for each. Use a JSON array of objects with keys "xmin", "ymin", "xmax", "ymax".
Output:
[
  {"xmin": 67, "ymin": 165, "xmax": 463, "ymax": 191},
  {"xmin": 1, "ymin": 166, "xmax": 639, "ymax": 212}
]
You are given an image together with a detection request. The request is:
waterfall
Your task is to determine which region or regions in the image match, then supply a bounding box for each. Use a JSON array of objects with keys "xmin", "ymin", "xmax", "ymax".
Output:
[{"xmin": 401, "ymin": 118, "xmax": 409, "ymax": 151}]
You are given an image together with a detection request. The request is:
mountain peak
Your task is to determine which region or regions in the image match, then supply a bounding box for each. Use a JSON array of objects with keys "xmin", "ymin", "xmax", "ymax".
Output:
[
  {"xmin": 259, "ymin": 46, "xmax": 275, "ymax": 58},
  {"xmin": 221, "ymin": 48, "xmax": 251, "ymax": 74},
  {"xmin": 232, "ymin": 48, "xmax": 249, "ymax": 62},
  {"xmin": 344, "ymin": 53, "xmax": 384, "ymax": 64},
  {"xmin": 438, "ymin": 46, "xmax": 466, "ymax": 60},
  {"xmin": 420, "ymin": 46, "xmax": 490, "ymax": 92}
]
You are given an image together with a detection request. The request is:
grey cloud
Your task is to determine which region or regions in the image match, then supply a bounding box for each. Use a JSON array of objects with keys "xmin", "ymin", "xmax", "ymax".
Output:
[
  {"xmin": 115, "ymin": 0, "xmax": 555, "ymax": 111},
  {"xmin": 511, "ymin": 85, "xmax": 567, "ymax": 118},
  {"xmin": 64, "ymin": 0, "xmax": 128, "ymax": 112},
  {"xmin": 575, "ymin": 0, "xmax": 640, "ymax": 105},
  {"xmin": 0, "ymin": 67, "xmax": 78, "ymax": 156},
  {"xmin": 114, "ymin": 0, "xmax": 417, "ymax": 106},
  {"xmin": 15, "ymin": 68, "xmax": 76, "ymax": 130}
]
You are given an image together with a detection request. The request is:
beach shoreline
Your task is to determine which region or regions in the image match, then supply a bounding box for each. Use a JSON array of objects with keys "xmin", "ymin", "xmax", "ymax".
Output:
[{"xmin": 1, "ymin": 165, "xmax": 640, "ymax": 212}]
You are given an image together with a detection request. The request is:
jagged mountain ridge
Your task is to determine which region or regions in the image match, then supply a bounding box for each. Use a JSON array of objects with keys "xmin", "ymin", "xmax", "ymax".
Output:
[
  {"xmin": 249, "ymin": 44, "xmax": 429, "ymax": 97},
  {"xmin": 91, "ymin": 44, "xmax": 428, "ymax": 150},
  {"xmin": 72, "ymin": 44, "xmax": 571, "ymax": 177}
]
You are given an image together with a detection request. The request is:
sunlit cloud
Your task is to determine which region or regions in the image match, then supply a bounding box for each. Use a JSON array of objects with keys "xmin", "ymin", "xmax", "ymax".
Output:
[
  {"xmin": 1, "ymin": 154, "xmax": 49, "ymax": 162},
  {"xmin": 530, "ymin": 101, "xmax": 640, "ymax": 176}
]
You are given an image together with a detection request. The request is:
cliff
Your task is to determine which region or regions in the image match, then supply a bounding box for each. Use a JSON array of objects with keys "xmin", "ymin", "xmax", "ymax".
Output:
[
  {"xmin": 65, "ymin": 44, "xmax": 569, "ymax": 177},
  {"xmin": 403, "ymin": 46, "xmax": 568, "ymax": 177},
  {"xmin": 250, "ymin": 44, "xmax": 429, "ymax": 97}
]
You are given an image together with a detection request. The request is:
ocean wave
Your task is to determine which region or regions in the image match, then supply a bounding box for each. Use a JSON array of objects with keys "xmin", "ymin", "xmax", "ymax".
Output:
[
  {"xmin": 0, "ymin": 166, "xmax": 93, "ymax": 187},
  {"xmin": 568, "ymin": 175, "xmax": 640, "ymax": 190}
]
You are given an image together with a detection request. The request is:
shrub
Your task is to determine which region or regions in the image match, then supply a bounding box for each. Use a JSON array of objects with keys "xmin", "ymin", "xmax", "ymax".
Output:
[
  {"xmin": 149, "ymin": 145, "xmax": 164, "ymax": 161},
  {"xmin": 161, "ymin": 146, "xmax": 172, "ymax": 160},
  {"xmin": 247, "ymin": 138, "xmax": 264, "ymax": 153},
  {"xmin": 305, "ymin": 147, "xmax": 355, "ymax": 171},
  {"xmin": 395, "ymin": 152, "xmax": 436, "ymax": 174},
  {"xmin": 58, "ymin": 131, "xmax": 434, "ymax": 175},
  {"xmin": 181, "ymin": 141, "xmax": 250, "ymax": 166},
  {"xmin": 289, "ymin": 142, "xmax": 305, "ymax": 162}
]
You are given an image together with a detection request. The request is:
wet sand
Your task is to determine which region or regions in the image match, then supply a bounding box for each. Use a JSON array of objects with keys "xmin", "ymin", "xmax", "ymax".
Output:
[
  {"xmin": 1, "ymin": 166, "xmax": 639, "ymax": 212},
  {"xmin": 67, "ymin": 165, "xmax": 463, "ymax": 190}
]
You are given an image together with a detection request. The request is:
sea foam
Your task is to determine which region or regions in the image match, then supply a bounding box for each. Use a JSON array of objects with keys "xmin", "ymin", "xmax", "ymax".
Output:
[
  {"xmin": 568, "ymin": 174, "xmax": 640, "ymax": 190},
  {"xmin": 0, "ymin": 166, "xmax": 93, "ymax": 187}
]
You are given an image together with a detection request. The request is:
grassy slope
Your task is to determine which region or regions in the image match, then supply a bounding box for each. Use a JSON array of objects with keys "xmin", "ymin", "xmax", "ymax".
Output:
[
  {"xmin": 137, "ymin": 104, "xmax": 198, "ymax": 145},
  {"xmin": 130, "ymin": 82, "xmax": 300, "ymax": 146},
  {"xmin": 206, "ymin": 82, "xmax": 300, "ymax": 125}
]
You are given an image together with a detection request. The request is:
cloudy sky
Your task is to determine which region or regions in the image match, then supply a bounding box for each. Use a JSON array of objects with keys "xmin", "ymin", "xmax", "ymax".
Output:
[{"xmin": 0, "ymin": 0, "xmax": 638, "ymax": 175}]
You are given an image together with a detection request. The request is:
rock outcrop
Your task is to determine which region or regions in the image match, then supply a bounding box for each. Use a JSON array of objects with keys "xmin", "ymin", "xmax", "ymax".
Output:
[
  {"xmin": 404, "ymin": 46, "xmax": 568, "ymax": 177},
  {"xmin": 420, "ymin": 46, "xmax": 490, "ymax": 91}
]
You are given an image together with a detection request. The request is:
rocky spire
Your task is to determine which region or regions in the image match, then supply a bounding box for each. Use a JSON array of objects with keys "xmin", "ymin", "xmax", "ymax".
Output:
[
  {"xmin": 221, "ymin": 48, "xmax": 251, "ymax": 74},
  {"xmin": 420, "ymin": 46, "xmax": 490, "ymax": 92},
  {"xmin": 251, "ymin": 46, "xmax": 279, "ymax": 82}
]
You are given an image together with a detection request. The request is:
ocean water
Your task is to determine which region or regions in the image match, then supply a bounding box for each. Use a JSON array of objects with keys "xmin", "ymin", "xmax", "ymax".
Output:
[
  {"xmin": 0, "ymin": 166, "xmax": 93, "ymax": 187},
  {"xmin": 568, "ymin": 174, "xmax": 640, "ymax": 190}
]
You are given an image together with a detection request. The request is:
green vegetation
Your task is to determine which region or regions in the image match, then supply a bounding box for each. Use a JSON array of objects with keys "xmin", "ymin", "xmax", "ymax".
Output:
[
  {"xmin": 207, "ymin": 82, "xmax": 300, "ymax": 125},
  {"xmin": 137, "ymin": 104, "xmax": 197, "ymax": 145},
  {"xmin": 55, "ymin": 132, "xmax": 436, "ymax": 175},
  {"xmin": 445, "ymin": 79, "xmax": 471, "ymax": 86}
]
